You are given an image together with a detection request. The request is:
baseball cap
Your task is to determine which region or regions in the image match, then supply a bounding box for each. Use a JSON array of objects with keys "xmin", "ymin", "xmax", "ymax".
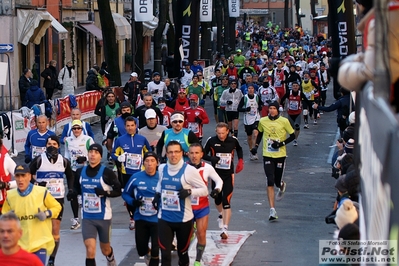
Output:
[
  {"xmin": 236, "ymin": 49, "xmax": 242, "ymax": 53},
  {"xmin": 130, "ymin": 72, "xmax": 138, "ymax": 77},
  {"xmin": 88, "ymin": 143, "xmax": 103, "ymax": 157},
  {"xmin": 153, "ymin": 72, "xmax": 160, "ymax": 77},
  {"xmin": 14, "ymin": 164, "xmax": 31, "ymax": 175},
  {"xmin": 140, "ymin": 86, "xmax": 148, "ymax": 91},
  {"xmin": 71, "ymin": 120, "xmax": 83, "ymax": 128},
  {"xmin": 322, "ymin": 51, "xmax": 327, "ymax": 55},
  {"xmin": 143, "ymin": 151, "xmax": 158, "ymax": 161},
  {"xmin": 276, "ymin": 60, "xmax": 282, "ymax": 64},
  {"xmin": 145, "ymin": 109, "xmax": 157, "ymax": 119},
  {"xmin": 157, "ymin": 97, "xmax": 166, "ymax": 103},
  {"xmin": 189, "ymin": 94, "xmax": 199, "ymax": 101},
  {"xmin": 120, "ymin": 101, "xmax": 131, "ymax": 109}
]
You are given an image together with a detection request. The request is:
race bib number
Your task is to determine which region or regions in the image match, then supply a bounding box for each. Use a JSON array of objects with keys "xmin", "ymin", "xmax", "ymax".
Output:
[
  {"xmin": 126, "ymin": 153, "xmax": 142, "ymax": 170},
  {"xmin": 161, "ymin": 190, "xmax": 180, "ymax": 211},
  {"xmin": 46, "ymin": 179, "xmax": 64, "ymax": 198},
  {"xmin": 191, "ymin": 195, "xmax": 199, "ymax": 206},
  {"xmin": 249, "ymin": 106, "xmax": 256, "ymax": 116},
  {"xmin": 267, "ymin": 139, "xmax": 280, "ymax": 152},
  {"xmin": 289, "ymin": 101, "xmax": 299, "ymax": 111},
  {"xmin": 83, "ymin": 192, "xmax": 101, "ymax": 213},
  {"xmin": 304, "ymin": 92, "xmax": 311, "ymax": 100},
  {"xmin": 275, "ymin": 80, "xmax": 281, "ymax": 87},
  {"xmin": 229, "ymin": 75, "xmax": 236, "ymax": 80},
  {"xmin": 215, "ymin": 153, "xmax": 232, "ymax": 170},
  {"xmin": 139, "ymin": 197, "xmax": 157, "ymax": 216},
  {"xmin": 188, "ymin": 122, "xmax": 199, "ymax": 134},
  {"xmin": 32, "ymin": 146, "xmax": 46, "ymax": 159},
  {"xmin": 162, "ymin": 116, "xmax": 169, "ymax": 126}
]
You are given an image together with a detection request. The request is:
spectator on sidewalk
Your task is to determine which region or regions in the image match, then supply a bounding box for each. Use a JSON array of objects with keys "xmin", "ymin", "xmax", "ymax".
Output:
[
  {"xmin": 25, "ymin": 80, "xmax": 46, "ymax": 108},
  {"xmin": 19, "ymin": 69, "xmax": 32, "ymax": 106}
]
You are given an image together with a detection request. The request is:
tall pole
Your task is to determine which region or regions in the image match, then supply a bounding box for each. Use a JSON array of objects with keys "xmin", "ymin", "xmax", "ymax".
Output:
[{"xmin": 131, "ymin": 0, "xmax": 136, "ymax": 72}]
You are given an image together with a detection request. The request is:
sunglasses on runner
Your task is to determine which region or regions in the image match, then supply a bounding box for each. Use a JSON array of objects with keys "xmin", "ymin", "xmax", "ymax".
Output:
[
  {"xmin": 72, "ymin": 127, "xmax": 82, "ymax": 130},
  {"xmin": 172, "ymin": 120, "xmax": 184, "ymax": 124}
]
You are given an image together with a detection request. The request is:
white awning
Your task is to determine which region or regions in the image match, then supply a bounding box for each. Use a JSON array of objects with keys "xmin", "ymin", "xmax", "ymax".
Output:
[
  {"xmin": 143, "ymin": 16, "xmax": 159, "ymax": 37},
  {"xmin": 51, "ymin": 17, "xmax": 68, "ymax": 40},
  {"xmin": 112, "ymin": 13, "xmax": 131, "ymax": 40},
  {"xmin": 17, "ymin": 10, "xmax": 69, "ymax": 45},
  {"xmin": 18, "ymin": 9, "xmax": 52, "ymax": 45}
]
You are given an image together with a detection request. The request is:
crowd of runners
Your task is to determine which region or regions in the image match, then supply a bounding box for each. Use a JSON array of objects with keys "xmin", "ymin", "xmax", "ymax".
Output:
[{"xmin": 0, "ymin": 16, "xmax": 363, "ymax": 266}]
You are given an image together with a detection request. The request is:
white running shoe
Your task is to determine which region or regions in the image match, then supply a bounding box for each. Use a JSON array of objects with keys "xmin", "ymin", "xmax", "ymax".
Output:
[
  {"xmin": 276, "ymin": 181, "xmax": 286, "ymax": 201},
  {"xmin": 70, "ymin": 218, "xmax": 81, "ymax": 230},
  {"xmin": 144, "ymin": 254, "xmax": 151, "ymax": 266},
  {"xmin": 217, "ymin": 215, "xmax": 223, "ymax": 229},
  {"xmin": 249, "ymin": 153, "xmax": 255, "ymax": 161},
  {"xmin": 304, "ymin": 124, "xmax": 309, "ymax": 129},
  {"xmin": 269, "ymin": 208, "xmax": 278, "ymax": 221},
  {"xmin": 314, "ymin": 119, "xmax": 317, "ymax": 125},
  {"xmin": 293, "ymin": 140, "xmax": 298, "ymax": 146},
  {"xmin": 253, "ymin": 153, "xmax": 259, "ymax": 160},
  {"xmin": 220, "ymin": 230, "xmax": 228, "ymax": 239},
  {"xmin": 106, "ymin": 258, "xmax": 117, "ymax": 266}
]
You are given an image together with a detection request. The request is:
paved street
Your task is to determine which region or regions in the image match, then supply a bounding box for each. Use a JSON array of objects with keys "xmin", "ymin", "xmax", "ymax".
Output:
[{"xmin": 10, "ymin": 74, "xmax": 341, "ymax": 265}]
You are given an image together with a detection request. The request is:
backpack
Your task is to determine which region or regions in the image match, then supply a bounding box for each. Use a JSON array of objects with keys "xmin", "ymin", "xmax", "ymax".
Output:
[{"xmin": 69, "ymin": 95, "xmax": 78, "ymax": 108}]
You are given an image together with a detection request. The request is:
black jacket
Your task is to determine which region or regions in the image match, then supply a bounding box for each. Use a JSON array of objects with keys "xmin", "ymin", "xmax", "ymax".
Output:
[
  {"xmin": 18, "ymin": 75, "xmax": 31, "ymax": 105},
  {"xmin": 41, "ymin": 66, "xmax": 58, "ymax": 89},
  {"xmin": 86, "ymin": 69, "xmax": 99, "ymax": 91}
]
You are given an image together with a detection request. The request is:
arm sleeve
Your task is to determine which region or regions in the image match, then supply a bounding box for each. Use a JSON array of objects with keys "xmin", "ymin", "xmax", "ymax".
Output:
[
  {"xmin": 4, "ymin": 155, "xmax": 16, "ymax": 177},
  {"xmin": 74, "ymin": 168, "xmax": 82, "ymax": 195},
  {"xmin": 156, "ymin": 131, "xmax": 166, "ymax": 158},
  {"xmin": 102, "ymin": 168, "xmax": 122, "ymax": 197},
  {"xmin": 111, "ymin": 138, "xmax": 122, "ymax": 161},
  {"xmin": 219, "ymin": 91, "xmax": 227, "ymax": 106},
  {"xmin": 44, "ymin": 190, "xmax": 62, "ymax": 219},
  {"xmin": 202, "ymin": 137, "xmax": 213, "ymax": 162},
  {"xmin": 237, "ymin": 97, "xmax": 246, "ymax": 112},
  {"xmin": 155, "ymin": 164, "xmax": 165, "ymax": 193},
  {"xmin": 29, "ymin": 156, "xmax": 41, "ymax": 176},
  {"xmin": 184, "ymin": 167, "xmax": 208, "ymax": 197},
  {"xmin": 106, "ymin": 122, "xmax": 117, "ymax": 140},
  {"xmin": 318, "ymin": 100, "xmax": 341, "ymax": 112},
  {"xmin": 200, "ymin": 110, "xmax": 209, "ymax": 124},
  {"xmin": 207, "ymin": 165, "xmax": 223, "ymax": 191},
  {"xmin": 188, "ymin": 130, "xmax": 200, "ymax": 144},
  {"xmin": 64, "ymin": 159, "xmax": 75, "ymax": 190},
  {"xmin": 122, "ymin": 176, "xmax": 136, "ymax": 206},
  {"xmin": 156, "ymin": 108, "xmax": 164, "ymax": 125}
]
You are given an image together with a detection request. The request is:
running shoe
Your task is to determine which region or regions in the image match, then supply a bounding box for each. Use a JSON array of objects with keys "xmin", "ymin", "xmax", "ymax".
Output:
[
  {"xmin": 108, "ymin": 153, "xmax": 113, "ymax": 165},
  {"xmin": 144, "ymin": 254, "xmax": 151, "ymax": 266},
  {"xmin": 47, "ymin": 261, "xmax": 55, "ymax": 266},
  {"xmin": 269, "ymin": 208, "xmax": 278, "ymax": 221},
  {"xmin": 129, "ymin": 218, "xmax": 135, "ymax": 230},
  {"xmin": 70, "ymin": 218, "xmax": 81, "ymax": 230},
  {"xmin": 220, "ymin": 230, "xmax": 228, "ymax": 239},
  {"xmin": 217, "ymin": 215, "xmax": 223, "ymax": 229},
  {"xmin": 249, "ymin": 153, "xmax": 255, "ymax": 161},
  {"xmin": 314, "ymin": 119, "xmax": 317, "ymax": 125},
  {"xmin": 276, "ymin": 181, "xmax": 286, "ymax": 201},
  {"xmin": 303, "ymin": 124, "xmax": 309, "ymax": 129},
  {"xmin": 253, "ymin": 153, "xmax": 259, "ymax": 160},
  {"xmin": 293, "ymin": 140, "xmax": 298, "ymax": 146},
  {"xmin": 194, "ymin": 261, "xmax": 202, "ymax": 266},
  {"xmin": 106, "ymin": 258, "xmax": 117, "ymax": 266}
]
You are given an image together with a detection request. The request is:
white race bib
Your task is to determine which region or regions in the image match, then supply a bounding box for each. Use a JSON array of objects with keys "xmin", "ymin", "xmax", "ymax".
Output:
[
  {"xmin": 139, "ymin": 197, "xmax": 157, "ymax": 216},
  {"xmin": 126, "ymin": 153, "xmax": 142, "ymax": 170},
  {"xmin": 289, "ymin": 101, "xmax": 299, "ymax": 111},
  {"xmin": 188, "ymin": 122, "xmax": 199, "ymax": 133},
  {"xmin": 191, "ymin": 195, "xmax": 199, "ymax": 206},
  {"xmin": 83, "ymin": 192, "xmax": 101, "ymax": 213},
  {"xmin": 46, "ymin": 179, "xmax": 65, "ymax": 198},
  {"xmin": 161, "ymin": 189, "xmax": 180, "ymax": 211},
  {"xmin": 215, "ymin": 153, "xmax": 232, "ymax": 170},
  {"xmin": 32, "ymin": 146, "xmax": 46, "ymax": 159},
  {"xmin": 267, "ymin": 139, "xmax": 280, "ymax": 152}
]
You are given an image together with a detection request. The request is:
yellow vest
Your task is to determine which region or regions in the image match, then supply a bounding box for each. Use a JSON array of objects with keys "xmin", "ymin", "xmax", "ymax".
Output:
[
  {"xmin": 245, "ymin": 32, "xmax": 251, "ymax": 41},
  {"xmin": 3, "ymin": 186, "xmax": 61, "ymax": 254},
  {"xmin": 261, "ymin": 40, "xmax": 268, "ymax": 50},
  {"xmin": 301, "ymin": 80, "xmax": 314, "ymax": 101}
]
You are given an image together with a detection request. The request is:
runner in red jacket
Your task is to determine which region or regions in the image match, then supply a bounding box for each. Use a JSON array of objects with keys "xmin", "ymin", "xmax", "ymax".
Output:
[{"xmin": 184, "ymin": 94, "xmax": 209, "ymax": 143}]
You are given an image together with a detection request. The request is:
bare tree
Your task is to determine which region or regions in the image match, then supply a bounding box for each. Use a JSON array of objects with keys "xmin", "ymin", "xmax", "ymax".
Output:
[{"xmin": 97, "ymin": 0, "xmax": 121, "ymax": 86}]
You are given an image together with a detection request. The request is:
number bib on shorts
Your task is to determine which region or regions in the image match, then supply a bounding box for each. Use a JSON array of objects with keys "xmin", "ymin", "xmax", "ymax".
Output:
[
  {"xmin": 161, "ymin": 189, "xmax": 180, "ymax": 211},
  {"xmin": 191, "ymin": 195, "xmax": 199, "ymax": 206},
  {"xmin": 215, "ymin": 153, "xmax": 232, "ymax": 170},
  {"xmin": 139, "ymin": 197, "xmax": 157, "ymax": 216},
  {"xmin": 83, "ymin": 192, "xmax": 101, "ymax": 213},
  {"xmin": 126, "ymin": 153, "xmax": 142, "ymax": 170}
]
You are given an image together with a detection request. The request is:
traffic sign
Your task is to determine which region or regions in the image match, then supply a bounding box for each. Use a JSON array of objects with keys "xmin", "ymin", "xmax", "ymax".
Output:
[{"xmin": 0, "ymin": 44, "xmax": 14, "ymax": 53}]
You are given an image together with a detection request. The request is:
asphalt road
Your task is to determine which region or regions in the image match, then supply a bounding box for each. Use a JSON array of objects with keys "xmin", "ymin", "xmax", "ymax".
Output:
[{"xmin": 10, "ymin": 80, "xmax": 341, "ymax": 265}]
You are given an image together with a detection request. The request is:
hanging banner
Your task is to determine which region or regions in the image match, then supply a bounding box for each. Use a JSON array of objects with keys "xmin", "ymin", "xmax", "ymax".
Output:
[
  {"xmin": 328, "ymin": 0, "xmax": 356, "ymax": 99},
  {"xmin": 200, "ymin": 0, "xmax": 213, "ymax": 22},
  {"xmin": 174, "ymin": 0, "xmax": 200, "ymax": 71},
  {"xmin": 228, "ymin": 0, "xmax": 240, "ymax": 18},
  {"xmin": 134, "ymin": 0, "xmax": 153, "ymax": 22}
]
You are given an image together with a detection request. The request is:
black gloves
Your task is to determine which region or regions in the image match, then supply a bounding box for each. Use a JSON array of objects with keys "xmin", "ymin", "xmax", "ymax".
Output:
[
  {"xmin": 95, "ymin": 187, "xmax": 108, "ymax": 197},
  {"xmin": 132, "ymin": 197, "xmax": 144, "ymax": 208},
  {"xmin": 195, "ymin": 117, "xmax": 202, "ymax": 124},
  {"xmin": 76, "ymin": 156, "xmax": 87, "ymax": 164},
  {"xmin": 246, "ymin": 106, "xmax": 251, "ymax": 112},
  {"xmin": 227, "ymin": 100, "xmax": 233, "ymax": 105},
  {"xmin": 37, "ymin": 181, "xmax": 47, "ymax": 187},
  {"xmin": 210, "ymin": 188, "xmax": 220, "ymax": 199},
  {"xmin": 178, "ymin": 188, "xmax": 192, "ymax": 199},
  {"xmin": 66, "ymin": 189, "xmax": 77, "ymax": 201},
  {"xmin": 210, "ymin": 156, "xmax": 221, "ymax": 165},
  {"xmin": 25, "ymin": 155, "xmax": 31, "ymax": 164},
  {"xmin": 152, "ymin": 193, "xmax": 161, "ymax": 210},
  {"xmin": 250, "ymin": 146, "xmax": 258, "ymax": 155},
  {"xmin": 271, "ymin": 141, "xmax": 285, "ymax": 149},
  {"xmin": 0, "ymin": 181, "xmax": 8, "ymax": 190}
]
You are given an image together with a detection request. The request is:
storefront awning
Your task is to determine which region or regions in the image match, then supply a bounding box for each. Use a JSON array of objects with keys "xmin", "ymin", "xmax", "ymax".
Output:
[
  {"xmin": 17, "ymin": 10, "xmax": 69, "ymax": 45},
  {"xmin": 78, "ymin": 23, "xmax": 103, "ymax": 41},
  {"xmin": 143, "ymin": 16, "xmax": 159, "ymax": 37},
  {"xmin": 112, "ymin": 13, "xmax": 131, "ymax": 40},
  {"xmin": 51, "ymin": 18, "xmax": 68, "ymax": 40}
]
